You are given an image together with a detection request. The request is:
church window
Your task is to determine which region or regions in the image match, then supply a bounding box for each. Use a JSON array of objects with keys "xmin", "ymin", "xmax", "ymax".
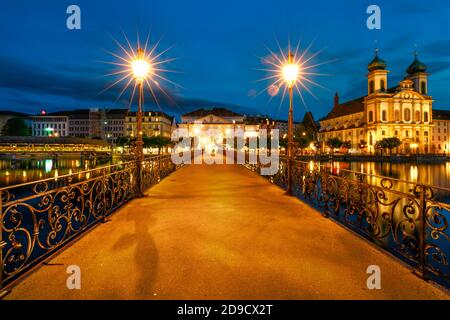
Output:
[
  {"xmin": 369, "ymin": 80, "xmax": 375, "ymax": 94},
  {"xmin": 380, "ymin": 79, "xmax": 385, "ymax": 92},
  {"xmin": 424, "ymin": 111, "xmax": 429, "ymax": 122},
  {"xmin": 415, "ymin": 110, "xmax": 421, "ymax": 122},
  {"xmin": 404, "ymin": 109, "xmax": 411, "ymax": 122},
  {"xmin": 382, "ymin": 110, "xmax": 387, "ymax": 122},
  {"xmin": 368, "ymin": 111, "xmax": 374, "ymax": 122},
  {"xmin": 394, "ymin": 110, "xmax": 400, "ymax": 121},
  {"xmin": 421, "ymin": 81, "xmax": 427, "ymax": 94}
]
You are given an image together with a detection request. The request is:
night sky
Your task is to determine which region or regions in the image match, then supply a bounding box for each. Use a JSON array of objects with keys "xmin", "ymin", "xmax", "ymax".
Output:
[{"xmin": 0, "ymin": 0, "xmax": 449, "ymax": 121}]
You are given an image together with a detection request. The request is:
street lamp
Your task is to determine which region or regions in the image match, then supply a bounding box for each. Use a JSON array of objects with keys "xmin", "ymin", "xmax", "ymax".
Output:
[
  {"xmin": 132, "ymin": 48, "xmax": 151, "ymax": 197},
  {"xmin": 103, "ymin": 33, "xmax": 177, "ymax": 196},
  {"xmin": 283, "ymin": 51, "xmax": 300, "ymax": 194}
]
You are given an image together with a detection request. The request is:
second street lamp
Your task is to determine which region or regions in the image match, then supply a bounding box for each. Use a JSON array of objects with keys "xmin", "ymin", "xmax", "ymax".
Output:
[{"xmin": 283, "ymin": 51, "xmax": 300, "ymax": 194}]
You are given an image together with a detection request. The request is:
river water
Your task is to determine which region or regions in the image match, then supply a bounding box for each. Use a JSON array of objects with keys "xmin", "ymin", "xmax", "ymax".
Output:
[{"xmin": 1, "ymin": 156, "xmax": 449, "ymax": 190}]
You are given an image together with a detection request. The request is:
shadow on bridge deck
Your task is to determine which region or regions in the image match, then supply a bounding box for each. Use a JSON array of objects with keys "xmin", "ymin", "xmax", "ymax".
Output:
[{"xmin": 5, "ymin": 164, "xmax": 450, "ymax": 300}]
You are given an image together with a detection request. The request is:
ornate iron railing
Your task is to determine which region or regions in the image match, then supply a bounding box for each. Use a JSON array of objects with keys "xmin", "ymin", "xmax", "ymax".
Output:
[
  {"xmin": 0, "ymin": 155, "xmax": 176, "ymax": 290},
  {"xmin": 245, "ymin": 158, "xmax": 450, "ymax": 289}
]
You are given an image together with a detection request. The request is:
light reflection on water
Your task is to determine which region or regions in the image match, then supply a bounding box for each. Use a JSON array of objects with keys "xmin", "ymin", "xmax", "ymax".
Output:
[
  {"xmin": 318, "ymin": 161, "xmax": 450, "ymax": 204},
  {"xmin": 0, "ymin": 157, "xmax": 114, "ymax": 187},
  {"xmin": 324, "ymin": 161, "xmax": 450, "ymax": 189}
]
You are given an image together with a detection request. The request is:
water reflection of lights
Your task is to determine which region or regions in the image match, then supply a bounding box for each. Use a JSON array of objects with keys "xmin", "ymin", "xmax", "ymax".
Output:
[
  {"xmin": 410, "ymin": 165, "xmax": 418, "ymax": 182},
  {"xmin": 44, "ymin": 159, "xmax": 53, "ymax": 173},
  {"xmin": 54, "ymin": 170, "xmax": 59, "ymax": 181}
]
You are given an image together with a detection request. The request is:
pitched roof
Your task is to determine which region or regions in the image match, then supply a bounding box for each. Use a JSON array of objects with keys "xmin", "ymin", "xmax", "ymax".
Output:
[
  {"xmin": 183, "ymin": 107, "xmax": 242, "ymax": 118},
  {"xmin": 322, "ymin": 96, "xmax": 365, "ymax": 121},
  {"xmin": 433, "ymin": 109, "xmax": 450, "ymax": 121}
]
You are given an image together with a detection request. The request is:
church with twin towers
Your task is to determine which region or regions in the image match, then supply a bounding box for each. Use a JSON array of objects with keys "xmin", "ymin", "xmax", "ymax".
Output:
[{"xmin": 318, "ymin": 49, "xmax": 437, "ymax": 154}]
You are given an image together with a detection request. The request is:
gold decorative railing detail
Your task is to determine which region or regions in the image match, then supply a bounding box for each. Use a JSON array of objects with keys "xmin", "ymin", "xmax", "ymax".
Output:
[
  {"xmin": 0, "ymin": 155, "xmax": 176, "ymax": 289},
  {"xmin": 245, "ymin": 158, "xmax": 450, "ymax": 288}
]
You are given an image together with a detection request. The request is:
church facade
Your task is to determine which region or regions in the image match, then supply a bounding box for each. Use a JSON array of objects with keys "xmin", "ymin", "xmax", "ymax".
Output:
[{"xmin": 319, "ymin": 50, "xmax": 434, "ymax": 154}]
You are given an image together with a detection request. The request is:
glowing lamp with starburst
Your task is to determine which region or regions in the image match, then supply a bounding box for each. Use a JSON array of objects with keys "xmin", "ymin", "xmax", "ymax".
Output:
[
  {"xmin": 132, "ymin": 49, "xmax": 151, "ymax": 81},
  {"xmin": 282, "ymin": 53, "xmax": 300, "ymax": 88}
]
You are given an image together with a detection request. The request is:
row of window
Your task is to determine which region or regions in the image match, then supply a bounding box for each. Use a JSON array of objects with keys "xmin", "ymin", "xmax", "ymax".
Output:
[
  {"xmin": 33, "ymin": 123, "xmax": 66, "ymax": 129},
  {"xmin": 126, "ymin": 117, "xmax": 164, "ymax": 122},
  {"xmin": 368, "ymin": 110, "xmax": 429, "ymax": 123},
  {"xmin": 34, "ymin": 130, "xmax": 67, "ymax": 136},
  {"xmin": 368, "ymin": 80, "xmax": 426, "ymax": 95}
]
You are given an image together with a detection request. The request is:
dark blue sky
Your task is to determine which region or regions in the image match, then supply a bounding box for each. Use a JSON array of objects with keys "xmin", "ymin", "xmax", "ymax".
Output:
[{"xmin": 0, "ymin": 0, "xmax": 449, "ymax": 120}]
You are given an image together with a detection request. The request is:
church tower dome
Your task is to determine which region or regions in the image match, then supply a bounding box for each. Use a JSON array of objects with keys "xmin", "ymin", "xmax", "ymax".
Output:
[
  {"xmin": 407, "ymin": 51, "xmax": 427, "ymax": 75},
  {"xmin": 368, "ymin": 49, "xmax": 387, "ymax": 72},
  {"xmin": 406, "ymin": 50, "xmax": 429, "ymax": 95},
  {"xmin": 367, "ymin": 48, "xmax": 388, "ymax": 95}
]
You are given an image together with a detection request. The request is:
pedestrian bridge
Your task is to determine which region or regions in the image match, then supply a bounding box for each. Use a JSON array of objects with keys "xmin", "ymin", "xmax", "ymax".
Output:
[{"xmin": 3, "ymin": 162, "xmax": 449, "ymax": 299}]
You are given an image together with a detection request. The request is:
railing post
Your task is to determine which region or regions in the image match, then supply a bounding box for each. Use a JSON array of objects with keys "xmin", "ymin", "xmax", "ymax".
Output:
[
  {"xmin": 157, "ymin": 156, "xmax": 161, "ymax": 182},
  {"xmin": 418, "ymin": 185, "xmax": 427, "ymax": 279},
  {"xmin": 0, "ymin": 190, "xmax": 4, "ymax": 290},
  {"xmin": 136, "ymin": 158, "xmax": 143, "ymax": 197},
  {"xmin": 287, "ymin": 157, "xmax": 292, "ymax": 194},
  {"xmin": 101, "ymin": 168, "xmax": 108, "ymax": 222}
]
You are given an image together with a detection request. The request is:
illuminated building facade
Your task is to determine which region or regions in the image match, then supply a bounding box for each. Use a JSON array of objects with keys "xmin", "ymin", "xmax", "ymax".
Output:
[
  {"xmin": 178, "ymin": 108, "xmax": 279, "ymax": 153},
  {"xmin": 125, "ymin": 111, "xmax": 173, "ymax": 138},
  {"xmin": 32, "ymin": 108, "xmax": 126, "ymax": 143},
  {"xmin": 431, "ymin": 109, "xmax": 450, "ymax": 154},
  {"xmin": 319, "ymin": 50, "xmax": 434, "ymax": 154},
  {"xmin": 31, "ymin": 113, "xmax": 69, "ymax": 137}
]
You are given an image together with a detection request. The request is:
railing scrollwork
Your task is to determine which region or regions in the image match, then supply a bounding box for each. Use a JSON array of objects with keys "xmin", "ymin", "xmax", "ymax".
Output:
[
  {"xmin": 0, "ymin": 155, "xmax": 176, "ymax": 290},
  {"xmin": 246, "ymin": 157, "xmax": 450, "ymax": 289}
]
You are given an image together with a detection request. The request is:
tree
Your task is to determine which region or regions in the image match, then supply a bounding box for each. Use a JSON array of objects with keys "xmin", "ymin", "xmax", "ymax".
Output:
[
  {"xmin": 375, "ymin": 137, "xmax": 402, "ymax": 156},
  {"xmin": 326, "ymin": 137, "xmax": 343, "ymax": 154},
  {"xmin": 116, "ymin": 136, "xmax": 131, "ymax": 147},
  {"xmin": 1, "ymin": 117, "xmax": 30, "ymax": 136},
  {"xmin": 143, "ymin": 136, "xmax": 172, "ymax": 154}
]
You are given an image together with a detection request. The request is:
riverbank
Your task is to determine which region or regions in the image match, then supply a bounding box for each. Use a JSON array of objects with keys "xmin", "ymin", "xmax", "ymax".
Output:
[{"xmin": 296, "ymin": 154, "xmax": 449, "ymax": 164}]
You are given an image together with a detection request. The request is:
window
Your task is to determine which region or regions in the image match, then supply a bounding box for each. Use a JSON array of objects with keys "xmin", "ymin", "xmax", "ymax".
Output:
[
  {"xmin": 395, "ymin": 130, "xmax": 399, "ymax": 136},
  {"xmin": 416, "ymin": 130, "xmax": 419, "ymax": 136},
  {"xmin": 380, "ymin": 79, "xmax": 386, "ymax": 92},
  {"xmin": 368, "ymin": 111, "xmax": 374, "ymax": 122},
  {"xmin": 369, "ymin": 80, "xmax": 375, "ymax": 94},
  {"xmin": 404, "ymin": 109, "xmax": 411, "ymax": 121},
  {"xmin": 415, "ymin": 110, "xmax": 421, "ymax": 122},
  {"xmin": 405, "ymin": 131, "xmax": 409, "ymax": 137},
  {"xmin": 394, "ymin": 110, "xmax": 400, "ymax": 121},
  {"xmin": 382, "ymin": 130, "xmax": 386, "ymax": 136},
  {"xmin": 421, "ymin": 81, "xmax": 427, "ymax": 94},
  {"xmin": 382, "ymin": 110, "xmax": 387, "ymax": 122},
  {"xmin": 424, "ymin": 111, "xmax": 429, "ymax": 122}
]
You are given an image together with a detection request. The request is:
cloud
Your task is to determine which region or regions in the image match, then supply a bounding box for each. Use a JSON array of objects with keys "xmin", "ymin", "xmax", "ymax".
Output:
[
  {"xmin": 0, "ymin": 56, "xmax": 257, "ymax": 116},
  {"xmin": 422, "ymin": 39, "xmax": 450, "ymax": 58}
]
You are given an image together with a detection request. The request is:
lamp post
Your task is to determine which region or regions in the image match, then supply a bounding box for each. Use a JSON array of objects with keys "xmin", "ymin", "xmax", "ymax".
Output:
[
  {"xmin": 131, "ymin": 48, "xmax": 151, "ymax": 197},
  {"xmin": 282, "ymin": 51, "xmax": 300, "ymax": 194}
]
